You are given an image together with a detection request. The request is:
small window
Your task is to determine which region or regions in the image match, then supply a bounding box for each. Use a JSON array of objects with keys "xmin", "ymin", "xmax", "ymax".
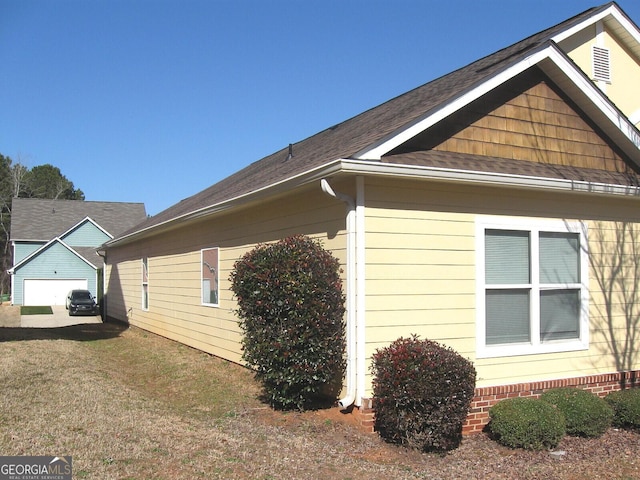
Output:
[
  {"xmin": 142, "ymin": 257, "xmax": 149, "ymax": 310},
  {"xmin": 201, "ymin": 248, "xmax": 219, "ymax": 306},
  {"xmin": 477, "ymin": 217, "xmax": 588, "ymax": 358},
  {"xmin": 592, "ymin": 45, "xmax": 611, "ymax": 83}
]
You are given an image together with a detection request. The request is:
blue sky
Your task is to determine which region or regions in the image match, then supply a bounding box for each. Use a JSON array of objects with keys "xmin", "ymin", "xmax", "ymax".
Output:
[{"xmin": 2, "ymin": 0, "xmax": 640, "ymax": 216}]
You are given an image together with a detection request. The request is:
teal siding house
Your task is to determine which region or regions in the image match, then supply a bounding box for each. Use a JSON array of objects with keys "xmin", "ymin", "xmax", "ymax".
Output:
[{"xmin": 9, "ymin": 198, "xmax": 146, "ymax": 306}]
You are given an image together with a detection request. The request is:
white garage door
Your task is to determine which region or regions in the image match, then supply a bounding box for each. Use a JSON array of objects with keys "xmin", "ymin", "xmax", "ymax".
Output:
[{"xmin": 23, "ymin": 279, "xmax": 88, "ymax": 306}]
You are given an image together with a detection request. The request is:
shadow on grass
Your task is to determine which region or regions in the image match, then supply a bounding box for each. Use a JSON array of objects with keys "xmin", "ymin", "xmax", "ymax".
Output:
[{"xmin": 0, "ymin": 320, "xmax": 128, "ymax": 342}]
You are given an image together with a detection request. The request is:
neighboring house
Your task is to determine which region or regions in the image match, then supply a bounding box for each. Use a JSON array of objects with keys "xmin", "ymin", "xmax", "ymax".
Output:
[
  {"xmin": 9, "ymin": 198, "xmax": 146, "ymax": 306},
  {"xmin": 103, "ymin": 3, "xmax": 640, "ymax": 433}
]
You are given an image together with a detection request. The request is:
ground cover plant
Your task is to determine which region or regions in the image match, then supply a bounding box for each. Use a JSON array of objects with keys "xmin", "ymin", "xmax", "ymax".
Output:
[
  {"xmin": 230, "ymin": 235, "xmax": 346, "ymax": 410},
  {"xmin": 0, "ymin": 309, "xmax": 638, "ymax": 479}
]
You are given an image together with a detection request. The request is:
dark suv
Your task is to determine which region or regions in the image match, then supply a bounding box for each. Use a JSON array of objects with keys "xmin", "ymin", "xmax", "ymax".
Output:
[{"xmin": 66, "ymin": 290, "xmax": 99, "ymax": 316}]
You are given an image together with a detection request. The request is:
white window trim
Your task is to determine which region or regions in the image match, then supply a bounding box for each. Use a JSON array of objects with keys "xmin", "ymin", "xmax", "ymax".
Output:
[
  {"xmin": 201, "ymin": 247, "xmax": 220, "ymax": 307},
  {"xmin": 142, "ymin": 257, "xmax": 149, "ymax": 311},
  {"xmin": 475, "ymin": 216, "xmax": 589, "ymax": 359}
]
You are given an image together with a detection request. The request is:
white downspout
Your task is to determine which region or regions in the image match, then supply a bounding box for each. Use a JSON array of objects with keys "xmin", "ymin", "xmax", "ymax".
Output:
[
  {"xmin": 321, "ymin": 178, "xmax": 356, "ymax": 409},
  {"xmin": 355, "ymin": 175, "xmax": 366, "ymax": 408}
]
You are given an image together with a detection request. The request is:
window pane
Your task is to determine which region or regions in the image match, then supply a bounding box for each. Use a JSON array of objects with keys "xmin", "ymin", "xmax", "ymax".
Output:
[
  {"xmin": 486, "ymin": 289, "xmax": 530, "ymax": 344},
  {"xmin": 142, "ymin": 258, "xmax": 149, "ymax": 284},
  {"xmin": 539, "ymin": 232, "xmax": 579, "ymax": 284},
  {"xmin": 202, "ymin": 248, "xmax": 219, "ymax": 305},
  {"xmin": 142, "ymin": 284, "xmax": 148, "ymax": 310},
  {"xmin": 485, "ymin": 230, "xmax": 530, "ymax": 284},
  {"xmin": 540, "ymin": 289, "xmax": 580, "ymax": 341}
]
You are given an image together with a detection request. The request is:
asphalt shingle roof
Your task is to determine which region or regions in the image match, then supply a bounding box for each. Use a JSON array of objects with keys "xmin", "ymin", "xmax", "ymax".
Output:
[
  {"xmin": 10, "ymin": 198, "xmax": 147, "ymax": 241},
  {"xmin": 117, "ymin": 3, "xmax": 630, "ymax": 239}
]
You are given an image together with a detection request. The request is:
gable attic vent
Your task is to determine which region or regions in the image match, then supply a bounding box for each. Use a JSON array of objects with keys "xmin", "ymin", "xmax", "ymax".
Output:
[{"xmin": 592, "ymin": 45, "xmax": 611, "ymax": 83}]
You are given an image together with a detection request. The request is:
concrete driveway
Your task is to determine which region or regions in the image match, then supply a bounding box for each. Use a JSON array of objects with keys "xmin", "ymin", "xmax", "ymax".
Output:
[{"xmin": 20, "ymin": 305, "xmax": 102, "ymax": 328}]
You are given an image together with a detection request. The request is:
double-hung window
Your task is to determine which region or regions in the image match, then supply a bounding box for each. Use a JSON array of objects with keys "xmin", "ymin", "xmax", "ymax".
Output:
[{"xmin": 476, "ymin": 217, "xmax": 588, "ymax": 358}]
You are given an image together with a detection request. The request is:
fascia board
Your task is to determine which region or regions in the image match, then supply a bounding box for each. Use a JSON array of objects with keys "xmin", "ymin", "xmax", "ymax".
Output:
[
  {"xmin": 338, "ymin": 158, "xmax": 640, "ymax": 197},
  {"xmin": 552, "ymin": 5, "xmax": 640, "ymax": 48},
  {"xmin": 9, "ymin": 237, "xmax": 97, "ymax": 273},
  {"xmin": 105, "ymin": 152, "xmax": 640, "ymax": 251},
  {"xmin": 551, "ymin": 5, "xmax": 616, "ymax": 43},
  {"xmin": 104, "ymin": 160, "xmax": 346, "ymax": 248},
  {"xmin": 355, "ymin": 43, "xmax": 640, "ymax": 162},
  {"xmin": 540, "ymin": 47, "xmax": 640, "ymax": 157}
]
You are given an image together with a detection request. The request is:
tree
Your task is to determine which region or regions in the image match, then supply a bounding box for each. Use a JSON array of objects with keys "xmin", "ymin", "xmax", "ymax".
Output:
[
  {"xmin": 0, "ymin": 155, "xmax": 85, "ymax": 299},
  {"xmin": 22, "ymin": 164, "xmax": 84, "ymax": 200},
  {"xmin": 0, "ymin": 154, "xmax": 14, "ymax": 299}
]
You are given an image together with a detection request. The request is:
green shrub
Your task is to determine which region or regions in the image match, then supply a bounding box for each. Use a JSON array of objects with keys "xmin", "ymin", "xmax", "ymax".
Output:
[
  {"xmin": 540, "ymin": 387, "xmax": 613, "ymax": 437},
  {"xmin": 605, "ymin": 388, "xmax": 640, "ymax": 430},
  {"xmin": 489, "ymin": 397, "xmax": 565, "ymax": 450},
  {"xmin": 229, "ymin": 235, "xmax": 346, "ymax": 410},
  {"xmin": 371, "ymin": 335, "xmax": 476, "ymax": 452}
]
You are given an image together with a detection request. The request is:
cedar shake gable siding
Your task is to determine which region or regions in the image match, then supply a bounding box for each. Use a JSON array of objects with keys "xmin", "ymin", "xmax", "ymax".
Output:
[{"xmin": 385, "ymin": 68, "xmax": 640, "ymax": 186}]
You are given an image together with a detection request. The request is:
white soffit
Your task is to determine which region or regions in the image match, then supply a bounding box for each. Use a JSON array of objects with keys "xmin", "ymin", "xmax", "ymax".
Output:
[
  {"xmin": 552, "ymin": 5, "xmax": 640, "ymax": 60},
  {"xmin": 355, "ymin": 43, "xmax": 640, "ymax": 163}
]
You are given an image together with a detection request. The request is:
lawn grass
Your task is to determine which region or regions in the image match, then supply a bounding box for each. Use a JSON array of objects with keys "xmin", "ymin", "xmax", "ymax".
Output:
[
  {"xmin": 86, "ymin": 326, "xmax": 261, "ymax": 418},
  {"xmin": 20, "ymin": 305, "xmax": 53, "ymax": 315},
  {"xmin": 0, "ymin": 324, "xmax": 638, "ymax": 479}
]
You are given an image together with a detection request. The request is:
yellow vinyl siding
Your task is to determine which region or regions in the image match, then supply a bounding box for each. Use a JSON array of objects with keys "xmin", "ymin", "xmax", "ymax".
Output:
[
  {"xmin": 363, "ymin": 176, "xmax": 640, "ymax": 394},
  {"xmin": 364, "ymin": 178, "xmax": 476, "ymax": 394},
  {"xmin": 105, "ymin": 184, "xmax": 348, "ymax": 366},
  {"xmin": 562, "ymin": 22, "xmax": 640, "ymax": 126}
]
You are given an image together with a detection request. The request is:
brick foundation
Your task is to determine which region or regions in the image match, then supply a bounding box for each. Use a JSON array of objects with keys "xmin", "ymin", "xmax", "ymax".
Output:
[{"xmin": 353, "ymin": 370, "xmax": 640, "ymax": 435}]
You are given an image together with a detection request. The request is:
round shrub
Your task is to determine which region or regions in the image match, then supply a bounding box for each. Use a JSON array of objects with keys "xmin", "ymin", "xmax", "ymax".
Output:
[
  {"xmin": 229, "ymin": 235, "xmax": 346, "ymax": 410},
  {"xmin": 371, "ymin": 335, "xmax": 476, "ymax": 452},
  {"xmin": 489, "ymin": 397, "xmax": 566, "ymax": 450},
  {"xmin": 540, "ymin": 387, "xmax": 613, "ymax": 437},
  {"xmin": 605, "ymin": 388, "xmax": 640, "ymax": 430}
]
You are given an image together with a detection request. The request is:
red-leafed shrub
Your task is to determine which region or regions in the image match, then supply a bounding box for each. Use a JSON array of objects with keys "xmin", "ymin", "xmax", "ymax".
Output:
[
  {"xmin": 229, "ymin": 235, "xmax": 346, "ymax": 411},
  {"xmin": 371, "ymin": 335, "xmax": 476, "ymax": 452}
]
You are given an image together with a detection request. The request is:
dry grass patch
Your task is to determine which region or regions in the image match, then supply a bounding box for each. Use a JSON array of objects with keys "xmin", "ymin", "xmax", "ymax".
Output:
[
  {"xmin": 0, "ymin": 323, "xmax": 638, "ymax": 479},
  {"xmin": 86, "ymin": 326, "xmax": 261, "ymax": 418}
]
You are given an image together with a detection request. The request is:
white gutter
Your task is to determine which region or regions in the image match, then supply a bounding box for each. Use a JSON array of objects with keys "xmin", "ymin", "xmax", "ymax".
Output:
[
  {"xmin": 338, "ymin": 159, "xmax": 640, "ymax": 197},
  {"xmin": 320, "ymin": 178, "xmax": 357, "ymax": 409},
  {"xmin": 107, "ymin": 155, "xmax": 640, "ymax": 249}
]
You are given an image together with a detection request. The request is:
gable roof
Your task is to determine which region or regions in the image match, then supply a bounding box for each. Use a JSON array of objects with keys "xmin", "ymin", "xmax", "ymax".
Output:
[
  {"xmin": 109, "ymin": 2, "xmax": 640, "ymax": 246},
  {"xmin": 10, "ymin": 198, "xmax": 147, "ymax": 242},
  {"xmin": 8, "ymin": 237, "xmax": 99, "ymax": 274}
]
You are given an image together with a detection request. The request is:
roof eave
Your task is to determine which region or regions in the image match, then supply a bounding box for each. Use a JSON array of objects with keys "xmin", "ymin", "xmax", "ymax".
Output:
[
  {"xmin": 104, "ymin": 159, "xmax": 346, "ymax": 248},
  {"xmin": 339, "ymin": 159, "xmax": 640, "ymax": 198},
  {"xmin": 105, "ymin": 155, "xmax": 640, "ymax": 249}
]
